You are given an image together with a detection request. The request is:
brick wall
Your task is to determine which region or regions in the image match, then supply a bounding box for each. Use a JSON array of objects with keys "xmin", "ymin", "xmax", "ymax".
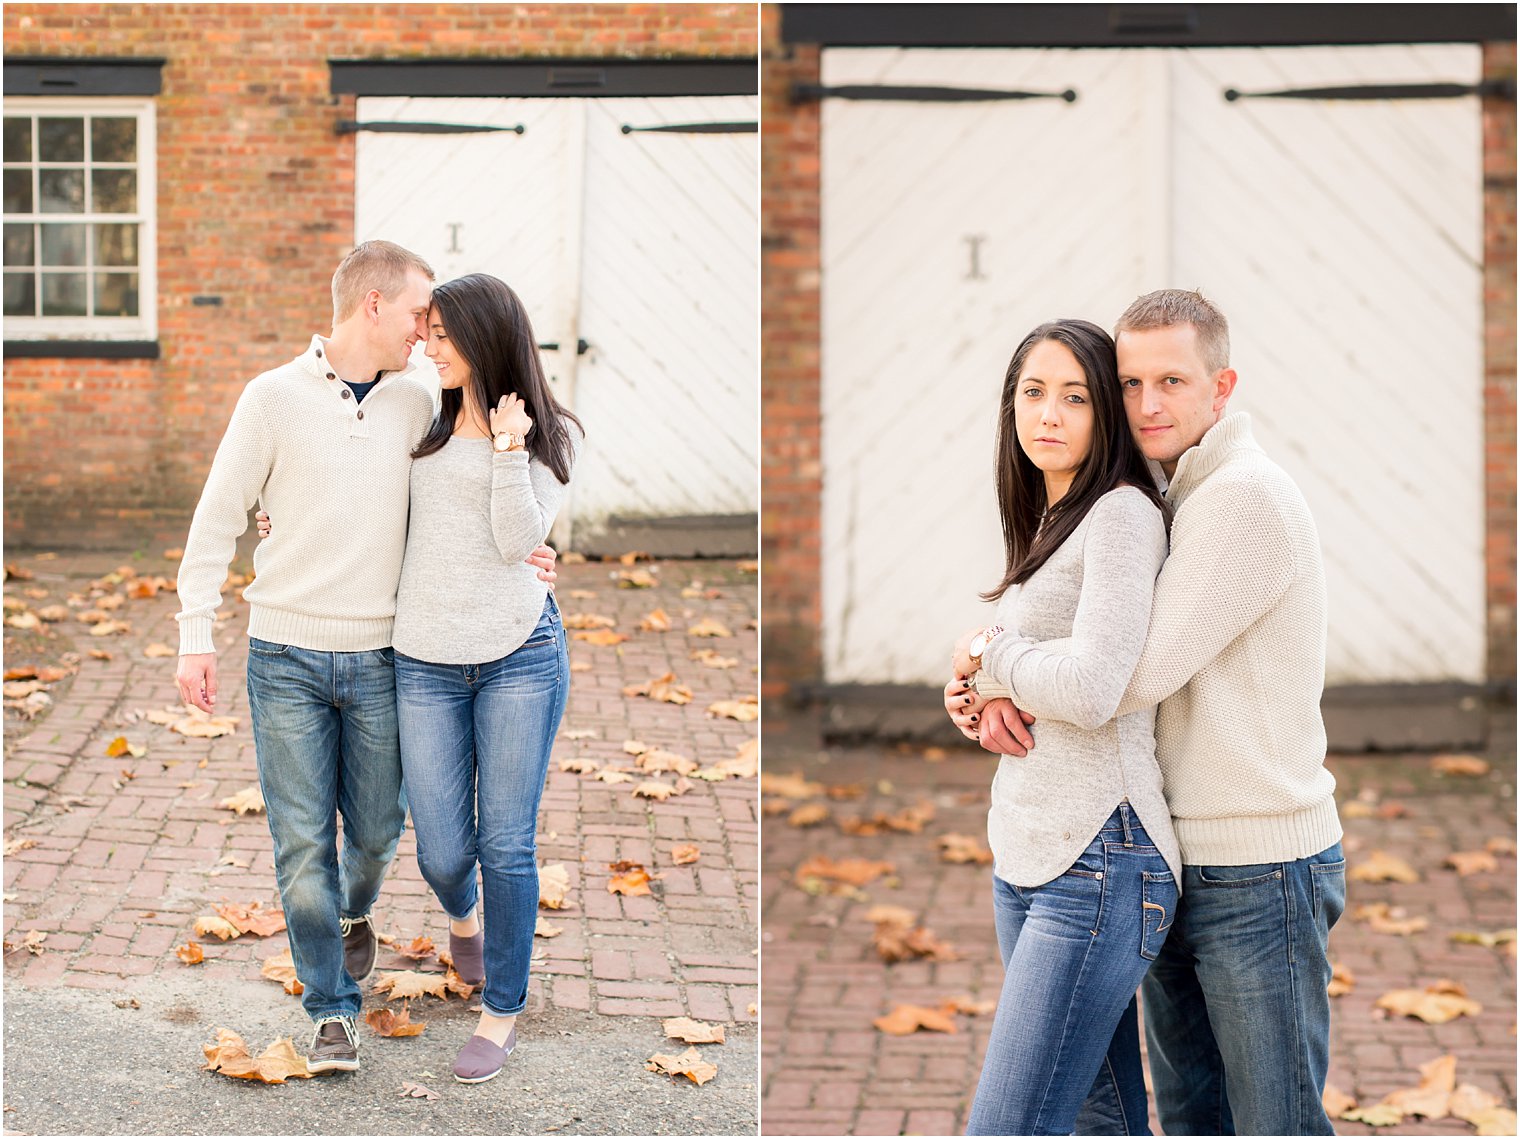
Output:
[
  {"xmin": 1482, "ymin": 42, "xmax": 1517, "ymax": 686},
  {"xmin": 758, "ymin": 3, "xmax": 820, "ymax": 696},
  {"xmin": 2, "ymin": 3, "xmax": 756, "ymax": 550},
  {"xmin": 758, "ymin": 23, "xmax": 1519, "ymax": 693}
]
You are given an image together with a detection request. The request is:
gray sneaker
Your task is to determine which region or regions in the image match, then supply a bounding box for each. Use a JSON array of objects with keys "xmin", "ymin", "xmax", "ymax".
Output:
[
  {"xmin": 340, "ymin": 914, "xmax": 377, "ymax": 984},
  {"xmin": 308, "ymin": 1015, "xmax": 359, "ymax": 1073}
]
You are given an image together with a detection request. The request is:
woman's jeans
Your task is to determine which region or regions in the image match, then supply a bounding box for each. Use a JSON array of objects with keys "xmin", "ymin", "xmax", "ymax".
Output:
[
  {"xmin": 966, "ymin": 803, "xmax": 1177, "ymax": 1136},
  {"xmin": 245, "ymin": 641, "xmax": 406, "ymax": 1022},
  {"xmin": 394, "ymin": 597, "xmax": 569, "ymax": 1018}
]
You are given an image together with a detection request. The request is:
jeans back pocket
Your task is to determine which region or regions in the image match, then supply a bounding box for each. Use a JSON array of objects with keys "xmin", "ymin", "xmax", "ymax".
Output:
[{"xmin": 1141, "ymin": 871, "xmax": 1177, "ymax": 960}]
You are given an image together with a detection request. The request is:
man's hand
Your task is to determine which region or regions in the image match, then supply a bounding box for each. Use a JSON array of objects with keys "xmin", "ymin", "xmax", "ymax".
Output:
[
  {"xmin": 176, "ymin": 653, "xmax": 218, "ymax": 713},
  {"xmin": 977, "ymin": 698, "xmax": 1037, "ymax": 757},
  {"xmin": 944, "ymin": 676, "xmax": 990, "ymax": 740},
  {"xmin": 526, "ymin": 543, "xmax": 557, "ymax": 586}
]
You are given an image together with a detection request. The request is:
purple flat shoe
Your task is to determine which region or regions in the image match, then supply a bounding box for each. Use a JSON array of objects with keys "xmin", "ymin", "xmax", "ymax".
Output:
[
  {"xmin": 449, "ymin": 929, "xmax": 485, "ymax": 986},
  {"xmin": 453, "ymin": 1028, "xmax": 515, "ymax": 1083}
]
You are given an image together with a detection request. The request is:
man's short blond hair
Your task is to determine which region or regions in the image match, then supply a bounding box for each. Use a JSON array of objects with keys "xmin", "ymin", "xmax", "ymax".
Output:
[
  {"xmin": 1115, "ymin": 289, "xmax": 1230, "ymax": 374},
  {"xmin": 331, "ymin": 240, "xmax": 435, "ymax": 325}
]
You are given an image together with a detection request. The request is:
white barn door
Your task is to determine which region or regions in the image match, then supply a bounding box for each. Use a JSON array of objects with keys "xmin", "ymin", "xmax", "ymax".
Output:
[
  {"xmin": 820, "ymin": 45, "xmax": 1483, "ymax": 687},
  {"xmin": 355, "ymin": 94, "xmax": 758, "ymax": 544}
]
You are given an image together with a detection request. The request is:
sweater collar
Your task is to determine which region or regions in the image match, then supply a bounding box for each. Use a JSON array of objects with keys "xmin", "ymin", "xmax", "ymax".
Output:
[
  {"xmin": 1166, "ymin": 413, "xmax": 1259, "ymax": 504},
  {"xmin": 300, "ymin": 334, "xmax": 421, "ymax": 387}
]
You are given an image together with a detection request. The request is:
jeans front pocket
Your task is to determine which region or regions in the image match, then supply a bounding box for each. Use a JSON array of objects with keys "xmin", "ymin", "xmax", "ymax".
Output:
[
  {"xmin": 248, "ymin": 637, "xmax": 292, "ymax": 656},
  {"xmin": 1140, "ymin": 871, "xmax": 1177, "ymax": 960}
]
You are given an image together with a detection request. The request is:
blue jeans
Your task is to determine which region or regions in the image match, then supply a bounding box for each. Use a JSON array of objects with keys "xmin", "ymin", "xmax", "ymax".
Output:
[
  {"xmin": 245, "ymin": 640, "xmax": 407, "ymax": 1021},
  {"xmin": 394, "ymin": 597, "xmax": 569, "ymax": 1017},
  {"xmin": 966, "ymin": 803, "xmax": 1177, "ymax": 1136},
  {"xmin": 1140, "ymin": 842, "xmax": 1346, "ymax": 1135}
]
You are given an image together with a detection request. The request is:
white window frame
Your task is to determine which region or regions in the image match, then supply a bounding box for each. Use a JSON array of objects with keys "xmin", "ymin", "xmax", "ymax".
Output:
[{"xmin": 3, "ymin": 95, "xmax": 157, "ymax": 342}]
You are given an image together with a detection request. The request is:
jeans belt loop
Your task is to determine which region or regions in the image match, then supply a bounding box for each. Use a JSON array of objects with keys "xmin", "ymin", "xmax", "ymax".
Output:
[{"xmin": 1120, "ymin": 802, "xmax": 1134, "ymax": 847}]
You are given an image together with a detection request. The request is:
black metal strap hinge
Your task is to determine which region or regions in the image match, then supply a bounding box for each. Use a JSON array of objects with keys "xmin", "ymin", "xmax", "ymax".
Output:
[
  {"xmin": 793, "ymin": 83, "xmax": 1077, "ymax": 104},
  {"xmin": 620, "ymin": 121, "xmax": 758, "ymax": 134},
  {"xmin": 336, "ymin": 121, "xmax": 526, "ymax": 135},
  {"xmin": 1225, "ymin": 78, "xmax": 1516, "ymax": 102}
]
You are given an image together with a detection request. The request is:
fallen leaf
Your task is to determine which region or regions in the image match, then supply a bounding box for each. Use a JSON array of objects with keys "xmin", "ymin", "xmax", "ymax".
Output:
[
  {"xmin": 632, "ymin": 779, "xmax": 681, "ymax": 801},
  {"xmin": 688, "ymin": 617, "xmax": 732, "ymax": 638},
  {"xmin": 638, "ymin": 608, "xmax": 673, "ymax": 632},
  {"xmin": 4, "ymin": 837, "xmax": 37, "ymax": 856},
  {"xmin": 1451, "ymin": 1084, "xmax": 1501, "ymax": 1122},
  {"xmin": 1380, "ymin": 1053, "xmax": 1456, "ymax": 1118},
  {"xmin": 1449, "ymin": 928, "xmax": 1517, "ymax": 950},
  {"xmin": 104, "ymin": 735, "xmax": 147, "ymax": 759},
  {"xmin": 115, "ymin": 998, "xmax": 141, "ymax": 1009},
  {"xmin": 371, "ymin": 970, "xmax": 450, "ymax": 1001},
  {"xmin": 562, "ymin": 729, "xmax": 599, "ymax": 741},
  {"xmin": 193, "ymin": 915, "xmax": 242, "ymax": 941},
  {"xmin": 689, "ymin": 649, "xmax": 738, "ymax": 668},
  {"xmin": 88, "ymin": 649, "xmax": 113, "ymax": 660},
  {"xmin": 943, "ymin": 995, "xmax": 997, "ymax": 1016},
  {"xmin": 1, "ymin": 666, "xmax": 39, "ymax": 680},
  {"xmin": 2, "ymin": 680, "xmax": 48, "ymax": 699},
  {"xmin": 787, "ymin": 803, "xmax": 831, "ymax": 827},
  {"xmin": 562, "ymin": 612, "xmax": 617, "ymax": 630},
  {"xmin": 20, "ymin": 930, "xmax": 47, "ymax": 955},
  {"xmin": 938, "ymin": 833, "xmax": 995, "ymax": 864},
  {"xmin": 202, "ymin": 1029, "xmax": 312, "ymax": 1083},
  {"xmin": 635, "ymin": 748, "xmax": 698, "ymax": 776},
  {"xmin": 663, "ymin": 1017, "xmax": 726, "ymax": 1044},
  {"xmin": 645, "ymin": 1046, "xmax": 717, "ymax": 1085},
  {"xmin": 568, "ymin": 589, "xmax": 597, "ymax": 600},
  {"xmin": 398, "ymin": 1080, "xmax": 439, "ymax": 1101},
  {"xmin": 90, "ymin": 620, "xmax": 133, "ymax": 636},
  {"xmin": 397, "ymin": 936, "xmax": 436, "ymax": 960},
  {"xmin": 3, "ymin": 564, "xmax": 33, "ymax": 581},
  {"xmin": 670, "ymin": 844, "xmax": 700, "ymax": 865},
  {"xmin": 5, "ymin": 612, "xmax": 40, "ymax": 630},
  {"xmin": 870, "ymin": 909, "xmax": 958, "ymax": 963},
  {"xmin": 1474, "ymin": 1108, "xmax": 1520, "ymax": 1135},
  {"xmin": 1376, "ymin": 980, "xmax": 1482, "ymax": 1023},
  {"xmin": 443, "ymin": 967, "xmax": 475, "ymax": 1000},
  {"xmin": 534, "ymin": 916, "xmax": 561, "ymax": 938},
  {"xmin": 618, "ymin": 569, "xmax": 657, "ymax": 589},
  {"xmin": 1376, "ymin": 801, "xmax": 1410, "ymax": 819},
  {"xmin": 1485, "ymin": 836, "xmax": 1518, "ymax": 857},
  {"xmin": 218, "ymin": 786, "xmax": 265, "ymax": 815},
  {"xmin": 143, "ymin": 643, "xmax": 175, "ymax": 658},
  {"xmin": 707, "ymin": 696, "xmax": 758, "ymax": 722},
  {"xmin": 1348, "ymin": 850, "xmax": 1419, "ymax": 884},
  {"xmin": 559, "ymin": 757, "xmax": 600, "ymax": 774},
  {"xmin": 873, "ymin": 1004, "xmax": 957, "ymax": 1035},
  {"xmin": 1353, "ymin": 902, "xmax": 1429, "ymax": 936},
  {"xmin": 759, "ymin": 771, "xmax": 823, "ymax": 799},
  {"xmin": 623, "ymin": 672, "xmax": 693, "ymax": 705},
  {"xmin": 1445, "ymin": 850, "xmax": 1499, "ymax": 876},
  {"xmin": 170, "ymin": 708, "xmax": 240, "ymax": 738},
  {"xmin": 259, "ymin": 948, "xmax": 304, "ymax": 995},
  {"xmin": 212, "ymin": 901, "xmax": 286, "ymax": 938},
  {"xmin": 1340, "ymin": 1102, "xmax": 1403, "ymax": 1126},
  {"xmin": 538, "ymin": 863, "xmax": 571, "ymax": 909},
  {"xmin": 1431, "ymin": 754, "xmax": 1490, "ymax": 777},
  {"xmin": 175, "ymin": 942, "xmax": 205, "ymax": 965},
  {"xmin": 572, "ymin": 628, "xmax": 629, "ymax": 646},
  {"xmin": 1328, "ymin": 961, "xmax": 1356, "ymax": 996},
  {"xmin": 164, "ymin": 548, "xmax": 184, "ymax": 561},
  {"xmin": 618, "ymin": 551, "xmax": 648, "ymax": 565},
  {"xmin": 366, "ymin": 1005, "xmax": 427, "ymax": 1037},
  {"xmin": 595, "ymin": 768, "xmax": 635, "ymax": 784},
  {"xmin": 746, "ymin": 1002, "xmax": 757, "ymax": 1016},
  {"xmin": 608, "ymin": 864, "xmax": 656, "ymax": 896},
  {"xmin": 795, "ymin": 855, "xmax": 895, "ymax": 889},
  {"xmin": 1322, "ymin": 1084, "xmax": 1357, "ymax": 1117}
]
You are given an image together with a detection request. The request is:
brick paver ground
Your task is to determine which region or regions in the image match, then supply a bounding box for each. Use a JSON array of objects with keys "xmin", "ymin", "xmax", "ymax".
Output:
[
  {"xmin": 2, "ymin": 549, "xmax": 757, "ymax": 1054},
  {"xmin": 760, "ymin": 726, "xmax": 1516, "ymax": 1136}
]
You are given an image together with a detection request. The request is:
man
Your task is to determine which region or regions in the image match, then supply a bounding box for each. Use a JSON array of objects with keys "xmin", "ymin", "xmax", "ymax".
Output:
[
  {"xmin": 175, "ymin": 241, "xmax": 555, "ymax": 1073},
  {"xmin": 958, "ymin": 289, "xmax": 1344, "ymax": 1134}
]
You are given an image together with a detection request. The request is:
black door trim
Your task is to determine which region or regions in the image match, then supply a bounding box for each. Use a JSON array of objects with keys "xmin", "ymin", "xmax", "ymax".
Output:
[{"xmin": 329, "ymin": 58, "xmax": 758, "ymax": 98}]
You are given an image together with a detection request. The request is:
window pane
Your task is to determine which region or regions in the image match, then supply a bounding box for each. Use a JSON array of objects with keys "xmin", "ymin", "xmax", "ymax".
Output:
[
  {"xmin": 3, "ymin": 272, "xmax": 35, "ymax": 316},
  {"xmin": 3, "ymin": 118, "xmax": 31, "ymax": 163},
  {"xmin": 95, "ymin": 222, "xmax": 137, "ymax": 266},
  {"xmin": 3, "ymin": 223, "xmax": 34, "ymax": 267},
  {"xmin": 38, "ymin": 118, "xmax": 84, "ymax": 162},
  {"xmin": 3, "ymin": 169, "xmax": 32, "ymax": 214},
  {"xmin": 40, "ymin": 223, "xmax": 86, "ymax": 266},
  {"xmin": 38, "ymin": 169, "xmax": 83, "ymax": 213},
  {"xmin": 94, "ymin": 271, "xmax": 138, "ymax": 317},
  {"xmin": 91, "ymin": 168, "xmax": 137, "ymax": 214},
  {"xmin": 90, "ymin": 118, "xmax": 137, "ymax": 163},
  {"xmin": 41, "ymin": 272, "xmax": 86, "ymax": 316}
]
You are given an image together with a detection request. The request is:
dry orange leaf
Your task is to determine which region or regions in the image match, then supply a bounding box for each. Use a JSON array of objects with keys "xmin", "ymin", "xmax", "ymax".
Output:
[
  {"xmin": 1353, "ymin": 902, "xmax": 1429, "ymax": 936},
  {"xmin": 1431, "ymin": 754, "xmax": 1491, "ymax": 777},
  {"xmin": 687, "ymin": 617, "xmax": 732, "ymax": 638},
  {"xmin": 534, "ymin": 916, "xmax": 562, "ymax": 938},
  {"xmin": 219, "ymin": 786, "xmax": 265, "ymax": 815},
  {"xmin": 538, "ymin": 863, "xmax": 571, "ymax": 909},
  {"xmin": 1381, "ymin": 1053, "xmax": 1456, "ymax": 1119},
  {"xmin": 1451, "ymin": 1084, "xmax": 1502, "ymax": 1123},
  {"xmin": 795, "ymin": 855, "xmax": 895, "ymax": 889},
  {"xmin": 1328, "ymin": 961, "xmax": 1356, "ymax": 997},
  {"xmin": 1348, "ymin": 850, "xmax": 1419, "ymax": 884},
  {"xmin": 645, "ymin": 1046, "xmax": 717, "ymax": 1085},
  {"xmin": 943, "ymin": 995, "xmax": 997, "ymax": 1017},
  {"xmin": 574, "ymin": 629, "xmax": 629, "ymax": 646},
  {"xmin": 670, "ymin": 844, "xmax": 700, "ymax": 865},
  {"xmin": 143, "ymin": 643, "xmax": 175, "ymax": 658},
  {"xmin": 1376, "ymin": 980, "xmax": 1482, "ymax": 1023},
  {"xmin": 213, "ymin": 901, "xmax": 286, "ymax": 938},
  {"xmin": 623, "ymin": 672, "xmax": 693, "ymax": 705},
  {"xmin": 608, "ymin": 864, "xmax": 656, "ymax": 896},
  {"xmin": 595, "ymin": 768, "xmax": 635, "ymax": 785},
  {"xmin": 690, "ymin": 648, "xmax": 738, "ymax": 669},
  {"xmin": 398, "ymin": 1080, "xmax": 439, "ymax": 1101},
  {"xmin": 366, "ymin": 1004, "xmax": 427, "ymax": 1037},
  {"xmin": 787, "ymin": 803, "xmax": 831, "ymax": 828},
  {"xmin": 633, "ymin": 779, "xmax": 684, "ymax": 801},
  {"xmin": 397, "ymin": 936, "xmax": 436, "ymax": 960},
  {"xmin": 618, "ymin": 569, "xmax": 657, "ymax": 589},
  {"xmin": 194, "ymin": 915, "xmax": 242, "ymax": 941},
  {"xmin": 371, "ymin": 970, "xmax": 451, "ymax": 1001},
  {"xmin": 636, "ymin": 748, "xmax": 698, "ymax": 776},
  {"xmin": 559, "ymin": 757, "xmax": 600, "ymax": 774},
  {"xmin": 1322, "ymin": 1084, "xmax": 1357, "ymax": 1118},
  {"xmin": 638, "ymin": 608, "xmax": 673, "ymax": 632},
  {"xmin": 707, "ymin": 696, "xmax": 758, "ymax": 721},
  {"xmin": 1485, "ymin": 836, "xmax": 1518, "ymax": 857},
  {"xmin": 663, "ymin": 1017, "xmax": 726, "ymax": 1044},
  {"xmin": 873, "ymin": 1004, "xmax": 958, "ymax": 1036},
  {"xmin": 170, "ymin": 708, "xmax": 240, "ymax": 738},
  {"xmin": 259, "ymin": 948, "xmax": 303, "ymax": 995},
  {"xmin": 938, "ymin": 833, "xmax": 995, "ymax": 864},
  {"xmin": 175, "ymin": 941, "xmax": 205, "ymax": 965},
  {"xmin": 1339, "ymin": 1102, "xmax": 1404, "ymax": 1126},
  {"xmin": 1445, "ymin": 850, "xmax": 1499, "ymax": 876},
  {"xmin": 202, "ymin": 1028, "xmax": 312, "ymax": 1083},
  {"xmin": 759, "ymin": 771, "xmax": 822, "ymax": 799},
  {"xmin": 104, "ymin": 736, "xmax": 146, "ymax": 759},
  {"xmin": 563, "ymin": 612, "xmax": 617, "ymax": 630},
  {"xmin": 870, "ymin": 908, "xmax": 959, "ymax": 963},
  {"xmin": 1449, "ymin": 928, "xmax": 1517, "ymax": 950}
]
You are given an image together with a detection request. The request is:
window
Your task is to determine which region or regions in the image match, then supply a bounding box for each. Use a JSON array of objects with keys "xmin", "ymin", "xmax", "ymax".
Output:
[{"xmin": 3, "ymin": 96, "xmax": 155, "ymax": 341}]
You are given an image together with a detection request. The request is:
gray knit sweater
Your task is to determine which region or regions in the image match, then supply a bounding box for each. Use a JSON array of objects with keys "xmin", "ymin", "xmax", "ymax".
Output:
[
  {"xmin": 391, "ymin": 431, "xmax": 579, "ymax": 665},
  {"xmin": 977, "ymin": 486, "xmax": 1181, "ymax": 888}
]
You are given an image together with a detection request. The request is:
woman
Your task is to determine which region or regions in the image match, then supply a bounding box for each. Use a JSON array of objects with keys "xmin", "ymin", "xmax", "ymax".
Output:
[{"xmin": 942, "ymin": 319, "xmax": 1177, "ymax": 1134}]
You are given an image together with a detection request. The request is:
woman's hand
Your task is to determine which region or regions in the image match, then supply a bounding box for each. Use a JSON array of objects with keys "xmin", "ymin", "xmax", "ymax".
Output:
[
  {"xmin": 944, "ymin": 676, "xmax": 989, "ymax": 740},
  {"xmin": 526, "ymin": 543, "xmax": 557, "ymax": 586},
  {"xmin": 951, "ymin": 626, "xmax": 984, "ymax": 680},
  {"xmin": 489, "ymin": 392, "xmax": 533, "ymax": 439},
  {"xmin": 255, "ymin": 510, "xmax": 272, "ymax": 539}
]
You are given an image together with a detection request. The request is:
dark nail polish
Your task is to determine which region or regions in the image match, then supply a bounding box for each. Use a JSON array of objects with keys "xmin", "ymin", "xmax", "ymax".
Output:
[{"xmin": 970, "ymin": 715, "xmax": 978, "ymax": 723}]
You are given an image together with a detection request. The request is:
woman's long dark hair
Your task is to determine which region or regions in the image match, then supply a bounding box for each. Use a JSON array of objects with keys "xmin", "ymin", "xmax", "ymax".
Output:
[
  {"xmin": 983, "ymin": 319, "xmax": 1169, "ymax": 602},
  {"xmin": 412, "ymin": 273, "xmax": 582, "ymax": 483}
]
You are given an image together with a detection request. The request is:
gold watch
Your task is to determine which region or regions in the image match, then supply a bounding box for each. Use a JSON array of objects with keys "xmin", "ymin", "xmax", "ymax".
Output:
[
  {"xmin": 968, "ymin": 624, "xmax": 1005, "ymax": 671},
  {"xmin": 493, "ymin": 431, "xmax": 526, "ymax": 453}
]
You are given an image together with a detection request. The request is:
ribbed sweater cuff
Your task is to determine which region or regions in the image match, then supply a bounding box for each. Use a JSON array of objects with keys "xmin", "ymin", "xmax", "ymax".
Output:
[
  {"xmin": 178, "ymin": 617, "xmax": 216, "ymax": 657},
  {"xmin": 1174, "ymin": 797, "xmax": 1343, "ymax": 866},
  {"xmin": 248, "ymin": 606, "xmax": 394, "ymax": 652}
]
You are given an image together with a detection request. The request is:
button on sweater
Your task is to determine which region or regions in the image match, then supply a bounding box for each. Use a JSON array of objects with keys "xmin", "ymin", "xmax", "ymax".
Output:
[
  {"xmin": 977, "ymin": 486, "xmax": 1180, "ymax": 888},
  {"xmin": 175, "ymin": 335, "xmax": 436, "ymax": 655}
]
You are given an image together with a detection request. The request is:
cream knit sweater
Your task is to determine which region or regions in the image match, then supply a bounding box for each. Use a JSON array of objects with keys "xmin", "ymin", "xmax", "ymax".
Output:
[
  {"xmin": 1111, "ymin": 413, "xmax": 1342, "ymax": 865},
  {"xmin": 175, "ymin": 335, "xmax": 436, "ymax": 655}
]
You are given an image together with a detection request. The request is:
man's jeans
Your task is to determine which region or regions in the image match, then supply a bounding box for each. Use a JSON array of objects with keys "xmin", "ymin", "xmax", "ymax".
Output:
[
  {"xmin": 1140, "ymin": 841, "xmax": 1347, "ymax": 1135},
  {"xmin": 245, "ymin": 640, "xmax": 406, "ymax": 1022},
  {"xmin": 966, "ymin": 803, "xmax": 1177, "ymax": 1136},
  {"xmin": 394, "ymin": 597, "xmax": 569, "ymax": 1018}
]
